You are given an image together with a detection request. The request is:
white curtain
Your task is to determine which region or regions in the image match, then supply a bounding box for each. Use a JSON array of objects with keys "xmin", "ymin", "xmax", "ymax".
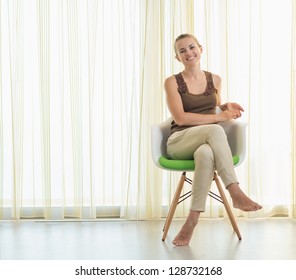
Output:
[
  {"xmin": 0, "ymin": 0, "xmax": 295, "ymax": 220},
  {"xmin": 0, "ymin": 0, "xmax": 147, "ymax": 219},
  {"xmin": 193, "ymin": 0, "xmax": 294, "ymax": 218}
]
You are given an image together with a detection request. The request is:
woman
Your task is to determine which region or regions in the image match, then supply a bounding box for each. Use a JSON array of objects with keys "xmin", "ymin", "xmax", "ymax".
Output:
[{"xmin": 164, "ymin": 33, "xmax": 262, "ymax": 246}]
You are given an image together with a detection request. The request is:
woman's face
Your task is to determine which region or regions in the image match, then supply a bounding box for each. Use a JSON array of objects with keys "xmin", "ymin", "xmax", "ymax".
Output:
[{"xmin": 175, "ymin": 37, "xmax": 202, "ymax": 66}]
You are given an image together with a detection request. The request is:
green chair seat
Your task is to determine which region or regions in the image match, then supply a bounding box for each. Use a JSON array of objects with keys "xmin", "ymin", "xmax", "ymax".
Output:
[{"xmin": 159, "ymin": 155, "xmax": 240, "ymax": 171}]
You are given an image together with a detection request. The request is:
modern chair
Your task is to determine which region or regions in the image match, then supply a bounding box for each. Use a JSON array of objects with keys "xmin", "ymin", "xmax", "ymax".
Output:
[{"xmin": 151, "ymin": 109, "xmax": 247, "ymax": 241}]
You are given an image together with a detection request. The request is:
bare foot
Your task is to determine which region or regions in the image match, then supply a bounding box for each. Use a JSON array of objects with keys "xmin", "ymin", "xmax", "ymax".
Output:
[
  {"xmin": 227, "ymin": 183, "xmax": 262, "ymax": 211},
  {"xmin": 173, "ymin": 211, "xmax": 200, "ymax": 246}
]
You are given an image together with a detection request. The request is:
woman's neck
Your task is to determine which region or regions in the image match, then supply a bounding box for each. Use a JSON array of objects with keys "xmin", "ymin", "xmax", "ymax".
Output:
[{"xmin": 182, "ymin": 67, "xmax": 204, "ymax": 80}]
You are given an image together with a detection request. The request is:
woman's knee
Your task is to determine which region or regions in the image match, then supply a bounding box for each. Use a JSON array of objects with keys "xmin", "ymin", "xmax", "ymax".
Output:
[
  {"xmin": 194, "ymin": 144, "xmax": 214, "ymax": 163},
  {"xmin": 208, "ymin": 124, "xmax": 225, "ymax": 134},
  {"xmin": 206, "ymin": 124, "xmax": 227, "ymax": 141}
]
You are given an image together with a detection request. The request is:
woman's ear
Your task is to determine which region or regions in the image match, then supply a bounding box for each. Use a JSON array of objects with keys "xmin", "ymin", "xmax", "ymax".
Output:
[{"xmin": 175, "ymin": 54, "xmax": 181, "ymax": 62}]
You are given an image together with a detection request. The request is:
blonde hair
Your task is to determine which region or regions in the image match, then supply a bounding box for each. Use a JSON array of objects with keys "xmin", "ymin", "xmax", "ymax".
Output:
[{"xmin": 174, "ymin": 33, "xmax": 202, "ymax": 54}]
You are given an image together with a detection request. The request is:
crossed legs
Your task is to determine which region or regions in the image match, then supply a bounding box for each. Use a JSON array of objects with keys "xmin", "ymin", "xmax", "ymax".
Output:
[{"xmin": 167, "ymin": 125, "xmax": 262, "ymax": 246}]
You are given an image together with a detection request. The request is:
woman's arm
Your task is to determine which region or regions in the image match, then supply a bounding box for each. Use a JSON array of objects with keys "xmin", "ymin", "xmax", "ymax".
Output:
[
  {"xmin": 164, "ymin": 75, "xmax": 237, "ymax": 126},
  {"xmin": 213, "ymin": 74, "xmax": 244, "ymax": 118},
  {"xmin": 213, "ymin": 73, "xmax": 222, "ymax": 107}
]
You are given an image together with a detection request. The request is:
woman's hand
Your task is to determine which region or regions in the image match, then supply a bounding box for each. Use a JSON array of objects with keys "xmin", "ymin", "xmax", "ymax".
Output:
[
  {"xmin": 217, "ymin": 110, "xmax": 239, "ymax": 122},
  {"xmin": 220, "ymin": 102, "xmax": 244, "ymax": 119}
]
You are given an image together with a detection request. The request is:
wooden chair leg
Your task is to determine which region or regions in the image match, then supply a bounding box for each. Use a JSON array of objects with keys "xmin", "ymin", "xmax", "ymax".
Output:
[
  {"xmin": 162, "ymin": 172, "xmax": 186, "ymax": 241},
  {"xmin": 213, "ymin": 172, "xmax": 242, "ymax": 240}
]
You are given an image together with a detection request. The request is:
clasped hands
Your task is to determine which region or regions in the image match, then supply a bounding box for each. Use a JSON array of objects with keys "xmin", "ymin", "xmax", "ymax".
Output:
[{"xmin": 218, "ymin": 102, "xmax": 244, "ymax": 122}]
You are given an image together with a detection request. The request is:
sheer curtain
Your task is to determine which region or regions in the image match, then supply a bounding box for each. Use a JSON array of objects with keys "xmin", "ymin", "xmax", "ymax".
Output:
[
  {"xmin": 193, "ymin": 0, "xmax": 294, "ymax": 218},
  {"xmin": 0, "ymin": 0, "xmax": 295, "ymax": 220},
  {"xmin": 0, "ymin": 0, "xmax": 147, "ymax": 219}
]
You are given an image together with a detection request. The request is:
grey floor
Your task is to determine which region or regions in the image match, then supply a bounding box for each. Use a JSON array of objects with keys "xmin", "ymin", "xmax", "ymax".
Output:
[{"xmin": 0, "ymin": 218, "xmax": 296, "ymax": 260}]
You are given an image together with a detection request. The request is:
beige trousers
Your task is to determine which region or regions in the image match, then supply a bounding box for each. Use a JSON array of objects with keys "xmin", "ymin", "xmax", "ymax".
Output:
[{"xmin": 167, "ymin": 124, "xmax": 238, "ymax": 212}]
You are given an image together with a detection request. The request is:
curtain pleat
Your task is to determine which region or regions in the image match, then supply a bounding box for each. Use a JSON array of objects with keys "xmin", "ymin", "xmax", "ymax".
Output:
[
  {"xmin": 37, "ymin": 0, "xmax": 52, "ymax": 218},
  {"xmin": 292, "ymin": 0, "xmax": 296, "ymax": 218},
  {"xmin": 8, "ymin": 0, "xmax": 24, "ymax": 219}
]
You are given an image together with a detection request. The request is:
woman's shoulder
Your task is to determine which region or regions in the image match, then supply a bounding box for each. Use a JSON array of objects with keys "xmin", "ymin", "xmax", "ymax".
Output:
[
  {"xmin": 204, "ymin": 71, "xmax": 221, "ymax": 87},
  {"xmin": 164, "ymin": 74, "xmax": 182, "ymax": 96},
  {"xmin": 164, "ymin": 74, "xmax": 178, "ymax": 88},
  {"xmin": 165, "ymin": 73, "xmax": 179, "ymax": 81},
  {"xmin": 212, "ymin": 73, "xmax": 221, "ymax": 88}
]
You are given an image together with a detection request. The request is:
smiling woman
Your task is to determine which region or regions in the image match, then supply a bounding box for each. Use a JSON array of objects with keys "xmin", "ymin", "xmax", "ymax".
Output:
[
  {"xmin": 0, "ymin": 0, "xmax": 295, "ymax": 221},
  {"xmin": 164, "ymin": 32, "xmax": 262, "ymax": 245}
]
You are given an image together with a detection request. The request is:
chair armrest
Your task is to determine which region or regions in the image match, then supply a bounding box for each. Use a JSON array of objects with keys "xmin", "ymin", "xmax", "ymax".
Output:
[
  {"xmin": 219, "ymin": 120, "xmax": 248, "ymax": 167},
  {"xmin": 151, "ymin": 124, "xmax": 163, "ymax": 168},
  {"xmin": 215, "ymin": 106, "xmax": 247, "ymax": 166},
  {"xmin": 151, "ymin": 118, "xmax": 172, "ymax": 168}
]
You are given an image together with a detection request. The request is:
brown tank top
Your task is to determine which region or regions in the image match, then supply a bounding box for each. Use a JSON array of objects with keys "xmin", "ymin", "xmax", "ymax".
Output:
[{"xmin": 171, "ymin": 71, "xmax": 218, "ymax": 134}]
